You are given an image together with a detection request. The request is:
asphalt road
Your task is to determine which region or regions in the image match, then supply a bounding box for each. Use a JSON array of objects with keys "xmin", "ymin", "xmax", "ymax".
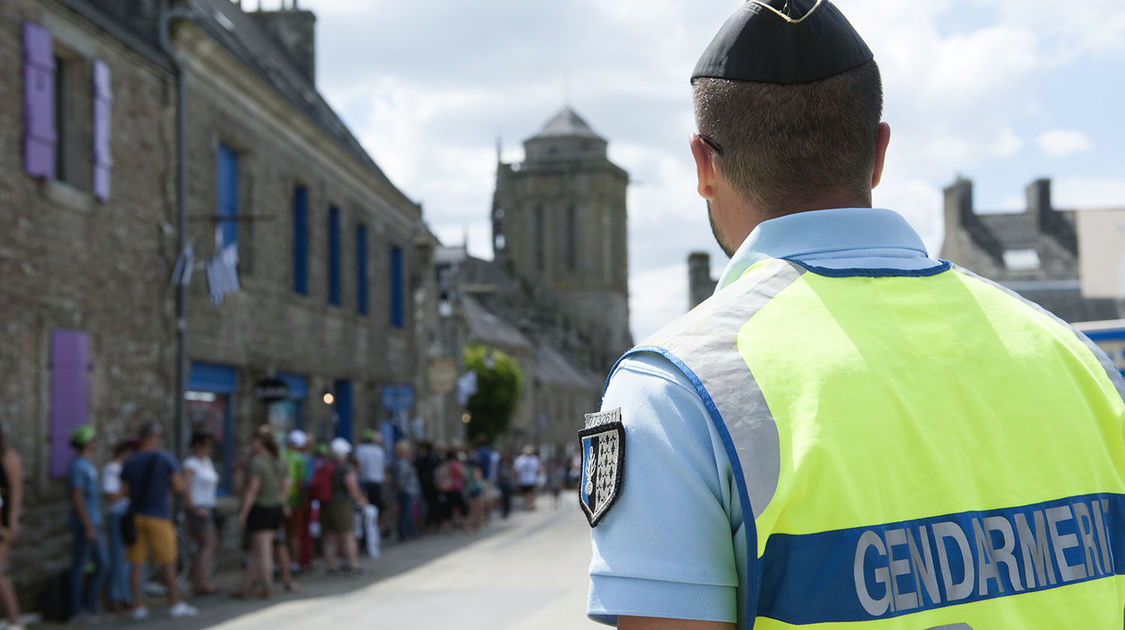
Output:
[{"xmin": 78, "ymin": 491, "xmax": 600, "ymax": 630}]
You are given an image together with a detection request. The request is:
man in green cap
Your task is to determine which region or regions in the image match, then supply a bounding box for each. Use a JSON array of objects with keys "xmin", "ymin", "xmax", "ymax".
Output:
[{"xmin": 67, "ymin": 425, "xmax": 107, "ymax": 619}]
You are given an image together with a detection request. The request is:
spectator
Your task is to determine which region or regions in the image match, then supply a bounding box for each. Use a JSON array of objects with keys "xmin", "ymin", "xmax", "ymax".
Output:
[
  {"xmin": 465, "ymin": 456, "xmax": 485, "ymax": 532},
  {"xmin": 413, "ymin": 442, "xmax": 440, "ymax": 532},
  {"xmin": 513, "ymin": 446, "xmax": 542, "ymax": 511},
  {"xmin": 234, "ymin": 428, "xmax": 293, "ymax": 598},
  {"xmin": 319, "ymin": 438, "xmax": 367, "ymax": 574},
  {"xmin": 120, "ymin": 421, "xmax": 196, "ymax": 619},
  {"xmin": 547, "ymin": 457, "xmax": 566, "ymax": 510},
  {"xmin": 102, "ymin": 439, "xmax": 136, "ymax": 612},
  {"xmin": 497, "ymin": 452, "xmax": 515, "ymax": 519},
  {"xmin": 354, "ymin": 430, "xmax": 386, "ymax": 533},
  {"xmin": 0, "ymin": 423, "xmax": 24, "ymax": 630},
  {"xmin": 392, "ymin": 441, "xmax": 420, "ymax": 542},
  {"xmin": 435, "ymin": 449, "xmax": 466, "ymax": 534},
  {"xmin": 66, "ymin": 425, "xmax": 107, "ymax": 620},
  {"xmin": 472, "ymin": 436, "xmax": 499, "ymax": 519},
  {"xmin": 182, "ymin": 431, "xmax": 219, "ymax": 596},
  {"xmin": 283, "ymin": 430, "xmax": 311, "ymax": 571}
]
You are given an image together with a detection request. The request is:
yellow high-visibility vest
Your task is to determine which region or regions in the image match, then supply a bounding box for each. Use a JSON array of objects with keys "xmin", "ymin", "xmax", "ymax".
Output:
[{"xmin": 633, "ymin": 258, "xmax": 1125, "ymax": 629}]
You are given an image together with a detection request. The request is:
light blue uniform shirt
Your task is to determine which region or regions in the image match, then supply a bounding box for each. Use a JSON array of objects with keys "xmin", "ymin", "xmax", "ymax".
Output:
[{"xmin": 587, "ymin": 208, "xmax": 943, "ymax": 625}]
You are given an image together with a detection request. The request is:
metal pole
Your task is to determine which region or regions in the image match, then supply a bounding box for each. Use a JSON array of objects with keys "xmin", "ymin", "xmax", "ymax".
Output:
[{"xmin": 160, "ymin": 4, "xmax": 196, "ymax": 461}]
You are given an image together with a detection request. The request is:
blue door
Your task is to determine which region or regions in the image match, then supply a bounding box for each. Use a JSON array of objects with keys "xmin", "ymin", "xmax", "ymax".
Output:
[{"xmin": 334, "ymin": 379, "xmax": 352, "ymax": 441}]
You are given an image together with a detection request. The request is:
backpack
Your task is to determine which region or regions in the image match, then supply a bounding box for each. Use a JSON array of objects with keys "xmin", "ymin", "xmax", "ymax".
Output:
[{"xmin": 309, "ymin": 460, "xmax": 337, "ymax": 503}]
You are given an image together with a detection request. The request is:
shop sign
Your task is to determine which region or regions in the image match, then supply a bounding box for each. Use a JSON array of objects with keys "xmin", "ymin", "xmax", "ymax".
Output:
[
  {"xmin": 253, "ymin": 378, "xmax": 290, "ymax": 402},
  {"xmin": 428, "ymin": 358, "xmax": 458, "ymax": 394},
  {"xmin": 382, "ymin": 384, "xmax": 414, "ymax": 411}
]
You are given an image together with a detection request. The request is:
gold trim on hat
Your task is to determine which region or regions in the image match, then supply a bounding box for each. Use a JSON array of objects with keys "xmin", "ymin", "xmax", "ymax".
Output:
[{"xmin": 749, "ymin": 0, "xmax": 824, "ymax": 24}]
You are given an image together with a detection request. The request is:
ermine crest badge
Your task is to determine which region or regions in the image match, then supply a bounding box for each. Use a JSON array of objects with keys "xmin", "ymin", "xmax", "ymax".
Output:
[{"xmin": 578, "ymin": 408, "xmax": 625, "ymax": 527}]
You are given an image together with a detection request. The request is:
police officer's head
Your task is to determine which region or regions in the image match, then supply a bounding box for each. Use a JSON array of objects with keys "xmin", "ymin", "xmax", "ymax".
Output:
[{"xmin": 690, "ymin": 0, "xmax": 889, "ymax": 255}]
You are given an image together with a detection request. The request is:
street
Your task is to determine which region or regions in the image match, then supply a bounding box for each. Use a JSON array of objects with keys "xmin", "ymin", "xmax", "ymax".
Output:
[{"xmin": 76, "ymin": 493, "xmax": 599, "ymax": 630}]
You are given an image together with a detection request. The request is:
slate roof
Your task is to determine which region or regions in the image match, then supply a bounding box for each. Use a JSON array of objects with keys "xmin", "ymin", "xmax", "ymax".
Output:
[
  {"xmin": 977, "ymin": 214, "xmax": 1038, "ymax": 249},
  {"xmin": 529, "ymin": 106, "xmax": 603, "ymax": 140},
  {"xmin": 189, "ymin": 0, "xmax": 414, "ymax": 205},
  {"xmin": 462, "ymin": 295, "xmax": 533, "ymax": 351},
  {"xmin": 71, "ymin": 0, "xmax": 415, "ymax": 208},
  {"xmin": 535, "ymin": 344, "xmax": 599, "ymax": 390}
]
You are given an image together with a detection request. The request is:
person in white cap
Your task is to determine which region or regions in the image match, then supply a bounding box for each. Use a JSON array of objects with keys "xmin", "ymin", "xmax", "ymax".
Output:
[
  {"xmin": 283, "ymin": 430, "xmax": 311, "ymax": 571},
  {"xmin": 317, "ymin": 438, "xmax": 367, "ymax": 574}
]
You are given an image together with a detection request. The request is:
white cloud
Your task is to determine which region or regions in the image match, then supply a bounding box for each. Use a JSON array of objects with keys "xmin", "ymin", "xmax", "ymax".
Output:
[
  {"xmin": 1037, "ymin": 130, "xmax": 1095, "ymax": 157},
  {"xmin": 1053, "ymin": 177, "xmax": 1125, "ymax": 209},
  {"xmin": 294, "ymin": 0, "xmax": 1124, "ymax": 340},
  {"xmin": 629, "ymin": 265, "xmax": 690, "ymax": 342}
]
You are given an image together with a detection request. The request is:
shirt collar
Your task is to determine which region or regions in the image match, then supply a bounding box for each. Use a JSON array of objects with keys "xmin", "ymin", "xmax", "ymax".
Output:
[{"xmin": 715, "ymin": 208, "xmax": 932, "ymax": 291}]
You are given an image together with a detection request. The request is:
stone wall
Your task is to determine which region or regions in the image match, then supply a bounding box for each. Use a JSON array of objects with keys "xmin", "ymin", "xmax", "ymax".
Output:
[{"xmin": 0, "ymin": 0, "xmax": 177, "ymax": 591}]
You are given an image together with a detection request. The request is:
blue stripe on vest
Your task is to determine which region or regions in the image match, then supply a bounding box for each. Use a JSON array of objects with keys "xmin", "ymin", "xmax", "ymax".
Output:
[{"xmin": 759, "ymin": 492, "xmax": 1124, "ymax": 624}]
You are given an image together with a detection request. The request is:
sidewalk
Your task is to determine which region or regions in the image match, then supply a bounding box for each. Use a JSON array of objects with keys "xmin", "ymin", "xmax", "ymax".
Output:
[{"xmin": 41, "ymin": 502, "xmax": 560, "ymax": 630}]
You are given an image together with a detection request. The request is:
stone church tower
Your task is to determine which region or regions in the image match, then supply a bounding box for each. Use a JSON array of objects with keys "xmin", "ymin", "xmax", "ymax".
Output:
[{"xmin": 491, "ymin": 107, "xmax": 631, "ymax": 370}]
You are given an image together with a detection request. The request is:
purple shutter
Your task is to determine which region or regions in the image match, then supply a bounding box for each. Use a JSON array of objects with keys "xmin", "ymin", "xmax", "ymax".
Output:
[
  {"xmin": 92, "ymin": 59, "xmax": 112, "ymax": 201},
  {"xmin": 23, "ymin": 22, "xmax": 55, "ymax": 179},
  {"xmin": 50, "ymin": 330, "xmax": 90, "ymax": 478}
]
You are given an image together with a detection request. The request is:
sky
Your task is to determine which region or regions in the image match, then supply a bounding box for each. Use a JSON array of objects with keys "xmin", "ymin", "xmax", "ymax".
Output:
[{"xmin": 296, "ymin": 0, "xmax": 1125, "ymax": 341}]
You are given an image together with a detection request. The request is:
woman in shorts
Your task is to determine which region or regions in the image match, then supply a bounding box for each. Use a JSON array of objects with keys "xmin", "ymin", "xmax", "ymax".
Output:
[
  {"xmin": 0, "ymin": 423, "xmax": 24, "ymax": 630},
  {"xmin": 235, "ymin": 429, "xmax": 289, "ymax": 598},
  {"xmin": 183, "ymin": 432, "xmax": 219, "ymax": 596}
]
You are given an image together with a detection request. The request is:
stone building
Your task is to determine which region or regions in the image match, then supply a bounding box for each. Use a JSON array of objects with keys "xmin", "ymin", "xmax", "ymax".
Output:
[
  {"xmin": 1, "ymin": 0, "xmax": 180, "ymax": 592},
  {"xmin": 687, "ymin": 251, "xmax": 718, "ymax": 310},
  {"xmin": 174, "ymin": 0, "xmax": 423, "ymax": 484},
  {"xmin": 491, "ymin": 107, "xmax": 631, "ymax": 371},
  {"xmin": 0, "ymin": 0, "xmax": 425, "ymax": 595},
  {"xmin": 431, "ymin": 245, "xmax": 601, "ymax": 459},
  {"xmin": 940, "ymin": 177, "xmax": 1120, "ymax": 323}
]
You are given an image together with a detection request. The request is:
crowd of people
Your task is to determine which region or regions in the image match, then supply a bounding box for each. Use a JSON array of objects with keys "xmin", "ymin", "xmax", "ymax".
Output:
[{"xmin": 0, "ymin": 420, "xmax": 571, "ymax": 627}]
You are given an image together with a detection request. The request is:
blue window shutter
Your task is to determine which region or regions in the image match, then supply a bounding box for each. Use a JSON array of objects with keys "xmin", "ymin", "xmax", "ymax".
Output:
[
  {"xmin": 216, "ymin": 143, "xmax": 238, "ymax": 249},
  {"xmin": 390, "ymin": 245, "xmax": 404, "ymax": 328},
  {"xmin": 327, "ymin": 207, "xmax": 341, "ymax": 306},
  {"xmin": 50, "ymin": 330, "xmax": 89, "ymax": 478},
  {"xmin": 356, "ymin": 224, "xmax": 368, "ymax": 315},
  {"xmin": 292, "ymin": 186, "xmax": 308, "ymax": 295},
  {"xmin": 91, "ymin": 59, "xmax": 112, "ymax": 201}
]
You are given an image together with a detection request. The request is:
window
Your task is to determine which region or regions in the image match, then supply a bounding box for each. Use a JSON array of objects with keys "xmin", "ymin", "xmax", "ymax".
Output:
[
  {"xmin": 390, "ymin": 245, "xmax": 405, "ymax": 328},
  {"xmin": 1003, "ymin": 249, "xmax": 1041, "ymax": 271},
  {"xmin": 356, "ymin": 224, "xmax": 369, "ymax": 315},
  {"xmin": 22, "ymin": 23, "xmax": 111, "ymax": 200},
  {"xmin": 567, "ymin": 204, "xmax": 577, "ymax": 271},
  {"xmin": 536, "ymin": 205, "xmax": 545, "ymax": 271},
  {"xmin": 292, "ymin": 186, "xmax": 309, "ymax": 295},
  {"xmin": 327, "ymin": 207, "xmax": 341, "ymax": 306},
  {"xmin": 216, "ymin": 143, "xmax": 239, "ymax": 250}
]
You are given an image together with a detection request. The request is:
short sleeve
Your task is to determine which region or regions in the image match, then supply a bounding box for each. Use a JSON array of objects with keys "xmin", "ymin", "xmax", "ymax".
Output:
[
  {"xmin": 102, "ymin": 464, "xmax": 120, "ymax": 494},
  {"xmin": 163, "ymin": 452, "xmax": 180, "ymax": 473},
  {"xmin": 587, "ymin": 352, "xmax": 740, "ymax": 626}
]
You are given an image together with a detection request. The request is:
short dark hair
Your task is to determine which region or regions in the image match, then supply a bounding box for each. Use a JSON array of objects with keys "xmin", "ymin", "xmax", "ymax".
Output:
[
  {"xmin": 190, "ymin": 431, "xmax": 213, "ymax": 448},
  {"xmin": 692, "ymin": 60, "xmax": 884, "ymax": 212},
  {"xmin": 137, "ymin": 421, "xmax": 162, "ymax": 440}
]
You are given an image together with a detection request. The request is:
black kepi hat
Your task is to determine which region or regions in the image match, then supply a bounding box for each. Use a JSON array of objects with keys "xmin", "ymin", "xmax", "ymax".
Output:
[{"xmin": 692, "ymin": 0, "xmax": 873, "ymax": 84}]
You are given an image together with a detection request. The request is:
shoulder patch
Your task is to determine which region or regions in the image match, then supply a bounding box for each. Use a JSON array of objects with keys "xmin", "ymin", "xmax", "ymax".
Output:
[{"xmin": 578, "ymin": 408, "xmax": 625, "ymax": 527}]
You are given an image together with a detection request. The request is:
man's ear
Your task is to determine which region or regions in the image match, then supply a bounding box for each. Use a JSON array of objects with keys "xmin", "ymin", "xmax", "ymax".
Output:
[
  {"xmin": 690, "ymin": 133, "xmax": 717, "ymax": 199},
  {"xmin": 871, "ymin": 122, "xmax": 891, "ymax": 189}
]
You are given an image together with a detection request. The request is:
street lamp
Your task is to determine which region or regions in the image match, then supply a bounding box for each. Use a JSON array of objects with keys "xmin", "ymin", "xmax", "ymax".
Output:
[{"xmin": 322, "ymin": 391, "xmax": 335, "ymax": 405}]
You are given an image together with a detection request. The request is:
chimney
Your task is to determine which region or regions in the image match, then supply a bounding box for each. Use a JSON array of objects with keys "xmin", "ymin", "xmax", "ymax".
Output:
[
  {"xmin": 688, "ymin": 252, "xmax": 716, "ymax": 310},
  {"xmin": 1026, "ymin": 178, "xmax": 1052, "ymax": 230},
  {"xmin": 941, "ymin": 177, "xmax": 974, "ymax": 259},
  {"xmin": 250, "ymin": 8, "xmax": 316, "ymax": 84}
]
